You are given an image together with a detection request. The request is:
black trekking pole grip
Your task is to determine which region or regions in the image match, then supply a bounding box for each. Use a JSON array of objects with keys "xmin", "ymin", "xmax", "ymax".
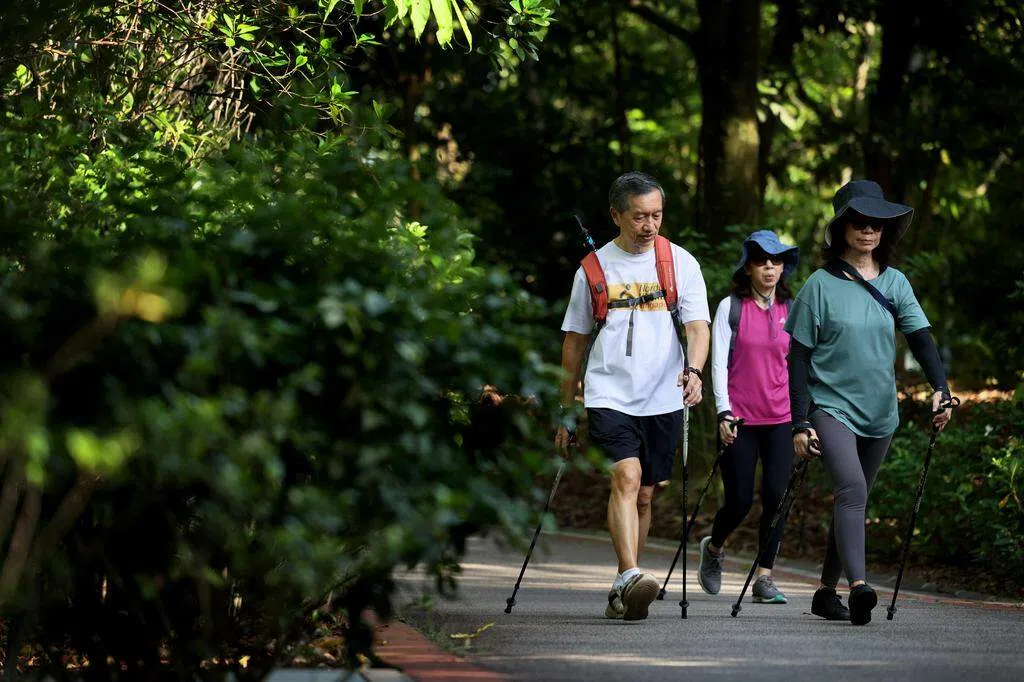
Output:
[
  {"xmin": 658, "ymin": 417, "xmax": 744, "ymax": 600},
  {"xmin": 572, "ymin": 211, "xmax": 597, "ymax": 254},
  {"xmin": 886, "ymin": 395, "xmax": 960, "ymax": 621}
]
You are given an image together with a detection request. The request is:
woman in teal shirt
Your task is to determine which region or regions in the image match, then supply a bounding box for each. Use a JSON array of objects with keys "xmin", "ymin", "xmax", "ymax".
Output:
[{"xmin": 785, "ymin": 180, "xmax": 953, "ymax": 626}]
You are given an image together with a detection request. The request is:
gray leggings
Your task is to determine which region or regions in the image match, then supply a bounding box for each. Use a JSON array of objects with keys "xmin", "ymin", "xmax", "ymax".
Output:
[{"xmin": 811, "ymin": 410, "xmax": 894, "ymax": 587}]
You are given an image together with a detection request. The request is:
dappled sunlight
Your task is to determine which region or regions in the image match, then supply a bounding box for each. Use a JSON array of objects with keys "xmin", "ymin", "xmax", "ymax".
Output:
[{"xmin": 476, "ymin": 653, "xmax": 889, "ymax": 668}]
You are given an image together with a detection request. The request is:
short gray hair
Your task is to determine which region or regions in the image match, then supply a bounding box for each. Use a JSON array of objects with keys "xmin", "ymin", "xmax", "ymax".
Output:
[{"xmin": 608, "ymin": 171, "xmax": 665, "ymax": 213}]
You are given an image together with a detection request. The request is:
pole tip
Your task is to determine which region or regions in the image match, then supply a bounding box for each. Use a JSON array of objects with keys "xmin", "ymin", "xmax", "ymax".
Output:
[
  {"xmin": 504, "ymin": 598, "xmax": 515, "ymax": 614},
  {"xmin": 886, "ymin": 607, "xmax": 896, "ymax": 621},
  {"xmin": 731, "ymin": 606, "xmax": 740, "ymax": 617},
  {"xmin": 656, "ymin": 589, "xmax": 666, "ymax": 600}
]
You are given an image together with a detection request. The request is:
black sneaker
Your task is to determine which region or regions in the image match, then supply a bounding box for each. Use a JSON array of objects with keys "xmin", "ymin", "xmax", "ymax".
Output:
[
  {"xmin": 848, "ymin": 584, "xmax": 878, "ymax": 626},
  {"xmin": 811, "ymin": 586, "xmax": 850, "ymax": 621}
]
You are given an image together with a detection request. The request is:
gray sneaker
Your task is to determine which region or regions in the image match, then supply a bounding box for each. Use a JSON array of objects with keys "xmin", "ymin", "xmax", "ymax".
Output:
[
  {"xmin": 752, "ymin": 575, "xmax": 788, "ymax": 604},
  {"xmin": 605, "ymin": 588, "xmax": 625, "ymax": 619},
  {"xmin": 697, "ymin": 536, "xmax": 723, "ymax": 595}
]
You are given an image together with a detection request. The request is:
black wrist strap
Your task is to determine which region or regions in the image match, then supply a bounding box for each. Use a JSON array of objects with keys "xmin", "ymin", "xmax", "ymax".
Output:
[
  {"xmin": 686, "ymin": 366, "xmax": 703, "ymax": 380},
  {"xmin": 792, "ymin": 420, "xmax": 814, "ymax": 436}
]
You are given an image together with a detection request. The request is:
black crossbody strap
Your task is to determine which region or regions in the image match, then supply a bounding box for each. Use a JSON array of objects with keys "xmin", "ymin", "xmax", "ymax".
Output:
[{"xmin": 827, "ymin": 260, "xmax": 899, "ymax": 322}]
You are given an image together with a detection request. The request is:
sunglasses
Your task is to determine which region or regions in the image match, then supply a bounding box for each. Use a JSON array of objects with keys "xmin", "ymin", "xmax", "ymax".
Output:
[
  {"xmin": 749, "ymin": 255, "xmax": 785, "ymax": 267},
  {"xmin": 847, "ymin": 215, "xmax": 885, "ymax": 232}
]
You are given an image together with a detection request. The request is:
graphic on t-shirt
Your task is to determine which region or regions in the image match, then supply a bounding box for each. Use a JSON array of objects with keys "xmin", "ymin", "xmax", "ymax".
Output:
[{"xmin": 608, "ymin": 281, "xmax": 667, "ymax": 311}]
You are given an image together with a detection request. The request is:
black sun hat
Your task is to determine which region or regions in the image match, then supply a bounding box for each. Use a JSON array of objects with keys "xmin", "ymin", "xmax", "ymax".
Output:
[{"xmin": 824, "ymin": 180, "xmax": 914, "ymax": 247}]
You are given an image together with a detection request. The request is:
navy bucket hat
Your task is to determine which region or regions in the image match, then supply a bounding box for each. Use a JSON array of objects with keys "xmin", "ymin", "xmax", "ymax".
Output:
[
  {"xmin": 732, "ymin": 230, "xmax": 799, "ymax": 282},
  {"xmin": 824, "ymin": 179, "xmax": 914, "ymax": 247}
]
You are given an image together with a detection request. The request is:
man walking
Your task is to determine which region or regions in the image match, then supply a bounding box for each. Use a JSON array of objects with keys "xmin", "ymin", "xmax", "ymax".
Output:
[{"xmin": 555, "ymin": 171, "xmax": 710, "ymax": 620}]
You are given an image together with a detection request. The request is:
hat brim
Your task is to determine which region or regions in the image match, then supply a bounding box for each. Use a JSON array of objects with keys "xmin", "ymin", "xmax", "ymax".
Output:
[{"xmin": 824, "ymin": 197, "xmax": 914, "ymax": 247}]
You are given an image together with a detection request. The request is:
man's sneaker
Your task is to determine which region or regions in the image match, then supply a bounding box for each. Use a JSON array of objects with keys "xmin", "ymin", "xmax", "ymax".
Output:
[
  {"xmin": 697, "ymin": 536, "xmax": 723, "ymax": 595},
  {"xmin": 848, "ymin": 584, "xmax": 878, "ymax": 626},
  {"xmin": 811, "ymin": 586, "xmax": 850, "ymax": 621},
  {"xmin": 604, "ymin": 588, "xmax": 625, "ymax": 619},
  {"xmin": 621, "ymin": 573, "xmax": 659, "ymax": 621},
  {"xmin": 751, "ymin": 575, "xmax": 788, "ymax": 604}
]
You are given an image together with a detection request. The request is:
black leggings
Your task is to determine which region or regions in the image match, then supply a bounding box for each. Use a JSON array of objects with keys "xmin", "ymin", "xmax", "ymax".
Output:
[{"xmin": 710, "ymin": 422, "xmax": 795, "ymax": 569}]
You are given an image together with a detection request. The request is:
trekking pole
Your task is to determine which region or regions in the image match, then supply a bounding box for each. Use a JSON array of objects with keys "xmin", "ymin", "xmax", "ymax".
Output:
[
  {"xmin": 731, "ymin": 441, "xmax": 816, "ymax": 618},
  {"xmin": 504, "ymin": 458, "xmax": 568, "ymax": 614},
  {"xmin": 658, "ymin": 417, "xmax": 744, "ymax": 600},
  {"xmin": 680, "ymin": 405, "xmax": 690, "ymax": 619},
  {"xmin": 886, "ymin": 395, "xmax": 960, "ymax": 621}
]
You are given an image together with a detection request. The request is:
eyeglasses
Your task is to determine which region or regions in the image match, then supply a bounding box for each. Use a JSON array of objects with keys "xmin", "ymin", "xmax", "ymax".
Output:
[{"xmin": 749, "ymin": 255, "xmax": 785, "ymax": 267}]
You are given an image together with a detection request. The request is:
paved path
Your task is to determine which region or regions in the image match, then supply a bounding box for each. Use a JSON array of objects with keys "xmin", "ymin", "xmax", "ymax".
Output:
[{"xmin": 394, "ymin": 533, "xmax": 1024, "ymax": 682}]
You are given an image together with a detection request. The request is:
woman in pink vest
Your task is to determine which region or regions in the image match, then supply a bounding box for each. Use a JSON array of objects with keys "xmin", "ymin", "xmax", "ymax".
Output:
[{"xmin": 697, "ymin": 230, "xmax": 799, "ymax": 605}]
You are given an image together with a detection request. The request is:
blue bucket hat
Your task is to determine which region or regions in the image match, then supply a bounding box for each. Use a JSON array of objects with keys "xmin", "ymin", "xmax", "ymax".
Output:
[
  {"xmin": 732, "ymin": 230, "xmax": 799, "ymax": 282},
  {"xmin": 824, "ymin": 179, "xmax": 914, "ymax": 247}
]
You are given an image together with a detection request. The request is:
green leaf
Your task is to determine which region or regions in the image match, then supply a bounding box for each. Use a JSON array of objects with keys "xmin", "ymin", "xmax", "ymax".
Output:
[
  {"xmin": 452, "ymin": 0, "xmax": 473, "ymax": 48},
  {"xmin": 431, "ymin": 0, "xmax": 454, "ymax": 46},
  {"xmin": 324, "ymin": 0, "xmax": 342, "ymax": 20},
  {"xmin": 295, "ymin": 55, "xmax": 308, "ymax": 68},
  {"xmin": 411, "ymin": 0, "xmax": 430, "ymax": 39},
  {"xmin": 354, "ymin": 0, "xmax": 366, "ymax": 16}
]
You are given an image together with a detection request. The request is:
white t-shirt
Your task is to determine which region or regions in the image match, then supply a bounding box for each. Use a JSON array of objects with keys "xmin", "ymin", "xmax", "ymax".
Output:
[{"xmin": 561, "ymin": 240, "xmax": 710, "ymax": 416}]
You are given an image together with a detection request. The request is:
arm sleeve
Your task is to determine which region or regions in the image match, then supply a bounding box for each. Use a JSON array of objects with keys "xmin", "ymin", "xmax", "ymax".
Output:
[
  {"xmin": 560, "ymin": 267, "xmax": 595, "ymax": 334},
  {"xmin": 905, "ymin": 328, "xmax": 949, "ymax": 396},
  {"xmin": 788, "ymin": 338, "xmax": 813, "ymax": 425},
  {"xmin": 675, "ymin": 248, "xmax": 712, "ymax": 324},
  {"xmin": 711, "ymin": 297, "xmax": 733, "ymax": 415}
]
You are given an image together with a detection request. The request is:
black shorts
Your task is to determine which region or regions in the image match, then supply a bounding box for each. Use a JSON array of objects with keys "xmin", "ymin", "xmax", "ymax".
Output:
[{"xmin": 587, "ymin": 408, "xmax": 684, "ymax": 486}]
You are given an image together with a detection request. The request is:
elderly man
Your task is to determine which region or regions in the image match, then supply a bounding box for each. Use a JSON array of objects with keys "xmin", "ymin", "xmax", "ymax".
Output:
[{"xmin": 556, "ymin": 171, "xmax": 710, "ymax": 620}]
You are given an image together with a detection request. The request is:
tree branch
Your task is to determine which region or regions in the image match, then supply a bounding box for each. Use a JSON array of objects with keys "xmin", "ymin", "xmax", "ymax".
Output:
[{"xmin": 625, "ymin": 0, "xmax": 698, "ymax": 56}]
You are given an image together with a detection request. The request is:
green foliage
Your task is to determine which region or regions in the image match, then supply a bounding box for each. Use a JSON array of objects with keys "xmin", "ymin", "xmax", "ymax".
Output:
[
  {"xmin": 0, "ymin": 123, "xmax": 564, "ymax": 675},
  {"xmin": 867, "ymin": 400, "xmax": 1024, "ymax": 582}
]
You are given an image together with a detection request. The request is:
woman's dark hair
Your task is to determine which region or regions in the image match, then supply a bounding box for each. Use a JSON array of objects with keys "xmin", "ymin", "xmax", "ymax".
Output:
[
  {"xmin": 730, "ymin": 245, "xmax": 794, "ymax": 301},
  {"xmin": 821, "ymin": 212, "xmax": 899, "ymax": 267}
]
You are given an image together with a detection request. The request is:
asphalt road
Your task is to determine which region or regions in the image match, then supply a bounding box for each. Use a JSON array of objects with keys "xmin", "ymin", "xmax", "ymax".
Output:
[{"xmin": 396, "ymin": 533, "xmax": 1024, "ymax": 682}]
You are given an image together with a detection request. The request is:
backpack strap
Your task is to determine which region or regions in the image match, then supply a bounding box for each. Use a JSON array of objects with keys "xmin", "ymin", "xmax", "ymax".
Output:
[
  {"xmin": 826, "ymin": 260, "xmax": 899, "ymax": 322},
  {"xmin": 727, "ymin": 293, "xmax": 743, "ymax": 370},
  {"xmin": 654, "ymin": 236, "xmax": 688, "ymax": 354},
  {"xmin": 654, "ymin": 236, "xmax": 677, "ymax": 309},
  {"xmin": 581, "ymin": 251, "xmax": 608, "ymax": 324}
]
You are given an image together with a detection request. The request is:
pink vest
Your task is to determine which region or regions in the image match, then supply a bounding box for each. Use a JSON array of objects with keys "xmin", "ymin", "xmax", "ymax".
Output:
[{"xmin": 728, "ymin": 298, "xmax": 792, "ymax": 425}]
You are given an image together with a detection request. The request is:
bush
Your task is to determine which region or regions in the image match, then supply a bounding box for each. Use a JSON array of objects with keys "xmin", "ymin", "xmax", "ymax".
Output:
[
  {"xmin": 866, "ymin": 399, "xmax": 1024, "ymax": 582},
  {"xmin": 0, "ymin": 130, "xmax": 562, "ymax": 678}
]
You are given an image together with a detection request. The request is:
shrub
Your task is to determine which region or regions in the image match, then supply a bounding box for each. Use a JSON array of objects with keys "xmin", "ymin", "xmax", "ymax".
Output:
[
  {"xmin": 866, "ymin": 400, "xmax": 1024, "ymax": 582},
  {"xmin": 0, "ymin": 131, "xmax": 562, "ymax": 678}
]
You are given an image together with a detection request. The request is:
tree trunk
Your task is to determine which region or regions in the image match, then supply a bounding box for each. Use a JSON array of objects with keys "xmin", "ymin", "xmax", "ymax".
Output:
[
  {"xmin": 864, "ymin": 2, "xmax": 918, "ymax": 200},
  {"xmin": 612, "ymin": 8, "xmax": 632, "ymax": 171},
  {"xmin": 696, "ymin": 0, "xmax": 764, "ymax": 237}
]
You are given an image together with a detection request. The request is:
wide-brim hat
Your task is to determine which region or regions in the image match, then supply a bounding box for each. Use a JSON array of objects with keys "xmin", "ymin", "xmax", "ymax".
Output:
[
  {"xmin": 824, "ymin": 179, "xmax": 914, "ymax": 247},
  {"xmin": 732, "ymin": 230, "xmax": 799, "ymax": 282}
]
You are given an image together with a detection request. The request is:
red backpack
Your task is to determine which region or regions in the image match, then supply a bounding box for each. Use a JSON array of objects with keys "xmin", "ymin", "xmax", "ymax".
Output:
[
  {"xmin": 582, "ymin": 235, "xmax": 678, "ymax": 324},
  {"xmin": 579, "ymin": 235, "xmax": 686, "ymax": 355}
]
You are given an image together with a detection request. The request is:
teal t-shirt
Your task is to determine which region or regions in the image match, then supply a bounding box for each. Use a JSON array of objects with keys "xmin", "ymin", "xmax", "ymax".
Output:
[{"xmin": 784, "ymin": 267, "xmax": 929, "ymax": 437}]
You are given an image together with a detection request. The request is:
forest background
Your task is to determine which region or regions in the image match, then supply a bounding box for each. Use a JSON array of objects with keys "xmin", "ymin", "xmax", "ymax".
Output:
[{"xmin": 0, "ymin": 0, "xmax": 1021, "ymax": 678}]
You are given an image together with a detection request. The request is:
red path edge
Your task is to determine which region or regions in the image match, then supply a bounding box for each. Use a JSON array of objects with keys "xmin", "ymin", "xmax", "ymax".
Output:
[{"xmin": 369, "ymin": 616, "xmax": 507, "ymax": 682}]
